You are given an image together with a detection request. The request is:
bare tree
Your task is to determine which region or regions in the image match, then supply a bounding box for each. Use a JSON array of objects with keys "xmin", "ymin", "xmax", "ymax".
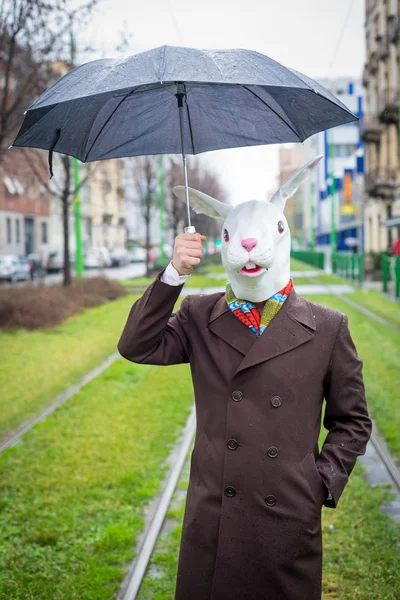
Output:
[
  {"xmin": 1, "ymin": 0, "xmax": 105, "ymax": 285},
  {"xmin": 22, "ymin": 147, "xmax": 93, "ymax": 285},
  {"xmin": 129, "ymin": 156, "xmax": 158, "ymax": 277},
  {"xmin": 0, "ymin": 0, "xmax": 99, "ymax": 162},
  {"xmin": 165, "ymin": 157, "xmax": 227, "ymax": 240}
]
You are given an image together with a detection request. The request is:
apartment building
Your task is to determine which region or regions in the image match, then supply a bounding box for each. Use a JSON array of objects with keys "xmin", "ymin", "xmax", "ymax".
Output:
[
  {"xmin": 297, "ymin": 79, "xmax": 364, "ymax": 251},
  {"xmin": 90, "ymin": 159, "xmax": 126, "ymax": 250},
  {"xmin": 362, "ymin": 0, "xmax": 399, "ymax": 251},
  {"xmin": 0, "ymin": 149, "xmax": 51, "ymax": 257}
]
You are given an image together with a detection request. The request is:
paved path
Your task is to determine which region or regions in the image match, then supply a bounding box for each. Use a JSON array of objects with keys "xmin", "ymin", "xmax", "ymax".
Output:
[
  {"xmin": 1, "ymin": 262, "xmax": 147, "ymax": 288},
  {"xmin": 359, "ymin": 420, "xmax": 400, "ymax": 523}
]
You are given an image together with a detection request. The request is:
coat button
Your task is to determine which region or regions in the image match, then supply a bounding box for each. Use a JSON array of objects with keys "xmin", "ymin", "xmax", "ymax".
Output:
[
  {"xmin": 265, "ymin": 495, "xmax": 276, "ymax": 507},
  {"xmin": 227, "ymin": 438, "xmax": 238, "ymax": 450},
  {"xmin": 224, "ymin": 486, "xmax": 236, "ymax": 497},
  {"xmin": 270, "ymin": 396, "xmax": 282, "ymax": 408},
  {"xmin": 232, "ymin": 390, "xmax": 243, "ymax": 402},
  {"xmin": 267, "ymin": 446, "xmax": 279, "ymax": 458}
]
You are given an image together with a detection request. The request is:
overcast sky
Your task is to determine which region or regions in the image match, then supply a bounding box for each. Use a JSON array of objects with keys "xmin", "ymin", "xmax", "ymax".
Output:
[{"xmin": 82, "ymin": 0, "xmax": 365, "ymax": 204}]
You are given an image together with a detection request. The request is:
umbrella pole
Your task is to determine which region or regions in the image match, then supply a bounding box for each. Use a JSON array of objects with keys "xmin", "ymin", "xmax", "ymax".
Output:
[{"xmin": 176, "ymin": 83, "xmax": 196, "ymax": 234}]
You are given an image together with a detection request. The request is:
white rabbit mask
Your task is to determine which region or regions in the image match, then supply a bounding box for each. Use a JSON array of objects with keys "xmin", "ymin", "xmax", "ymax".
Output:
[{"xmin": 173, "ymin": 155, "xmax": 322, "ymax": 303}]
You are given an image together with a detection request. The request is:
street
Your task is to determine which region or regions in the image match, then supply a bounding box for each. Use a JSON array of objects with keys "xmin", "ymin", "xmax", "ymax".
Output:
[{"xmin": 0, "ymin": 262, "xmax": 147, "ymax": 287}]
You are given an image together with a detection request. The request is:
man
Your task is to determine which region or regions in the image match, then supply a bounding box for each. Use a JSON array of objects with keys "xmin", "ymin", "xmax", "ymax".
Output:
[{"xmin": 118, "ymin": 158, "xmax": 372, "ymax": 600}]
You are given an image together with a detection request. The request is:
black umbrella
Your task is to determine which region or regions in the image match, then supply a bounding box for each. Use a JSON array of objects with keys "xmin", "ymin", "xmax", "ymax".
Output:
[{"xmin": 12, "ymin": 45, "xmax": 357, "ymax": 232}]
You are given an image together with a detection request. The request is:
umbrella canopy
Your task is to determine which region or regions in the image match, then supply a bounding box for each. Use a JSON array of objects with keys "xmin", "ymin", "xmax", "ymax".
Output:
[{"xmin": 13, "ymin": 45, "xmax": 357, "ymax": 163}]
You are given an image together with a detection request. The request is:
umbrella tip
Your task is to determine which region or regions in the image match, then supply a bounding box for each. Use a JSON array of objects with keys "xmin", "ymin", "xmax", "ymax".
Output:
[{"xmin": 8, "ymin": 144, "xmax": 12, "ymax": 150}]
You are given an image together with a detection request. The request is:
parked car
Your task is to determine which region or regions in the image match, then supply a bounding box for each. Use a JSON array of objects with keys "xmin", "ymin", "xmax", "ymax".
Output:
[
  {"xmin": 47, "ymin": 251, "xmax": 63, "ymax": 273},
  {"xmin": 0, "ymin": 255, "xmax": 31, "ymax": 283},
  {"xmin": 128, "ymin": 246, "xmax": 147, "ymax": 263},
  {"xmin": 27, "ymin": 254, "xmax": 46, "ymax": 280},
  {"xmin": 109, "ymin": 249, "xmax": 130, "ymax": 268},
  {"xmin": 84, "ymin": 247, "xmax": 112, "ymax": 269},
  {"xmin": 47, "ymin": 251, "xmax": 75, "ymax": 273}
]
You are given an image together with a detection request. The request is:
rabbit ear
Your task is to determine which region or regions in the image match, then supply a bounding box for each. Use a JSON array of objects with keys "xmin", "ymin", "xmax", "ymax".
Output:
[
  {"xmin": 270, "ymin": 155, "xmax": 323, "ymax": 210},
  {"xmin": 173, "ymin": 186, "xmax": 231, "ymax": 222}
]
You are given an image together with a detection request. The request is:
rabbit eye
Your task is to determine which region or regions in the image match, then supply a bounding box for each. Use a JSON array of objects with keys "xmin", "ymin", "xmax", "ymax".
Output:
[
  {"xmin": 277, "ymin": 220, "xmax": 285, "ymax": 234},
  {"xmin": 223, "ymin": 229, "xmax": 230, "ymax": 242}
]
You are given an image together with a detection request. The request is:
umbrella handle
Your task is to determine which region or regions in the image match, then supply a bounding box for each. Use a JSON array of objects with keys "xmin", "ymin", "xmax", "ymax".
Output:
[{"xmin": 184, "ymin": 226, "xmax": 196, "ymax": 234}]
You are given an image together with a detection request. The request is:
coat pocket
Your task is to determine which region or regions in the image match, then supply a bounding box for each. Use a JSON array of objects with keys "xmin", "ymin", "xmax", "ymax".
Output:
[{"xmin": 300, "ymin": 451, "xmax": 327, "ymax": 508}]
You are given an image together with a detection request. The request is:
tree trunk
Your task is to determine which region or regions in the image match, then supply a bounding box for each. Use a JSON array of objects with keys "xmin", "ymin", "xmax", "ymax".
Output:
[
  {"xmin": 62, "ymin": 155, "xmax": 72, "ymax": 287},
  {"xmin": 62, "ymin": 194, "xmax": 72, "ymax": 286},
  {"xmin": 387, "ymin": 202, "xmax": 393, "ymax": 250}
]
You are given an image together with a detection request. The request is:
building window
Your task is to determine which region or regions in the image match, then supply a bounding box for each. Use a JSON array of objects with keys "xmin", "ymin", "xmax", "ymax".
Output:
[
  {"xmin": 6, "ymin": 218, "xmax": 12, "ymax": 244},
  {"xmin": 16, "ymin": 219, "xmax": 20, "ymax": 244},
  {"xmin": 41, "ymin": 222, "xmax": 48, "ymax": 244},
  {"xmin": 335, "ymin": 144, "xmax": 357, "ymax": 157}
]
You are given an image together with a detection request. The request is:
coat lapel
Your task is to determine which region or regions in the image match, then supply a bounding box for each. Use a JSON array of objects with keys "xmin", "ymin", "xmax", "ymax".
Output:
[
  {"xmin": 207, "ymin": 290, "xmax": 315, "ymax": 370},
  {"xmin": 208, "ymin": 294, "xmax": 256, "ymax": 356},
  {"xmin": 234, "ymin": 290, "xmax": 316, "ymax": 375}
]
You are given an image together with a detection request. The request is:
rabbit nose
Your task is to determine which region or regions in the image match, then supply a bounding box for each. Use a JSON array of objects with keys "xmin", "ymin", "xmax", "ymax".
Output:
[{"xmin": 241, "ymin": 238, "xmax": 258, "ymax": 252}]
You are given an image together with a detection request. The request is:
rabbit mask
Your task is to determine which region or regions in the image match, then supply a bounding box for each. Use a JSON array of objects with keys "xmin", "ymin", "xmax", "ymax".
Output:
[{"xmin": 173, "ymin": 156, "xmax": 322, "ymax": 303}]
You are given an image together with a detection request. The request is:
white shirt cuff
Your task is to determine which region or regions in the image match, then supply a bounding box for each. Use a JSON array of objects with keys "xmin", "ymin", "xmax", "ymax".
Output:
[{"xmin": 160, "ymin": 261, "xmax": 191, "ymax": 286}]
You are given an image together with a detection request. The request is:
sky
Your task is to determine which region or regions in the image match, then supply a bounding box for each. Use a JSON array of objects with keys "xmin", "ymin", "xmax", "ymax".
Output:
[{"xmin": 80, "ymin": 0, "xmax": 365, "ymax": 205}]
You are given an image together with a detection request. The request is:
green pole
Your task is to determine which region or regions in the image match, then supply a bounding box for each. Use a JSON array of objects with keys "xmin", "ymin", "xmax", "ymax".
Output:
[
  {"xmin": 310, "ymin": 179, "xmax": 315, "ymax": 251},
  {"xmin": 157, "ymin": 155, "xmax": 166, "ymax": 267},
  {"xmin": 398, "ymin": 13, "xmax": 400, "ymax": 165},
  {"xmin": 329, "ymin": 132, "xmax": 337, "ymax": 251},
  {"xmin": 382, "ymin": 255, "xmax": 388, "ymax": 293},
  {"xmin": 70, "ymin": 31, "xmax": 83, "ymax": 278}
]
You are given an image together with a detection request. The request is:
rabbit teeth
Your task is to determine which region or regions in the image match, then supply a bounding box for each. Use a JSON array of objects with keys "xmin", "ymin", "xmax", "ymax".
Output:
[{"xmin": 245, "ymin": 262, "xmax": 256, "ymax": 270}]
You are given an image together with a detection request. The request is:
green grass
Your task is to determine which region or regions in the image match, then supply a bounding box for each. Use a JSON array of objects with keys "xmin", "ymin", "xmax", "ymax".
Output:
[
  {"xmin": 0, "ymin": 359, "xmax": 194, "ymax": 599},
  {"xmin": 290, "ymin": 257, "xmax": 321, "ymax": 272},
  {"xmin": 138, "ymin": 442, "xmax": 400, "ymax": 600},
  {"xmin": 346, "ymin": 289, "xmax": 400, "ymax": 330},
  {"xmin": 0, "ymin": 294, "xmax": 139, "ymax": 440},
  {"xmin": 120, "ymin": 276, "xmax": 153, "ymax": 287},
  {"xmin": 305, "ymin": 295, "xmax": 400, "ymax": 463},
  {"xmin": 203, "ymin": 263, "xmax": 225, "ymax": 274}
]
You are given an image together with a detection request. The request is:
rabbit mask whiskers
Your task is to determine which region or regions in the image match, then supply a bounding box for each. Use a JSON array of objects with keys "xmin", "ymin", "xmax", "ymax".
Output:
[{"xmin": 173, "ymin": 155, "xmax": 322, "ymax": 303}]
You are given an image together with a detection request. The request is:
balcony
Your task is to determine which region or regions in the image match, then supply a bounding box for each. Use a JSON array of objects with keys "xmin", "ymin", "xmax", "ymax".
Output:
[
  {"xmin": 378, "ymin": 34, "xmax": 389, "ymax": 59},
  {"xmin": 388, "ymin": 16, "xmax": 398, "ymax": 44},
  {"xmin": 369, "ymin": 51, "xmax": 379, "ymax": 74},
  {"xmin": 378, "ymin": 89, "xmax": 398, "ymax": 124},
  {"xmin": 360, "ymin": 115, "xmax": 382, "ymax": 143},
  {"xmin": 365, "ymin": 168, "xmax": 398, "ymax": 199}
]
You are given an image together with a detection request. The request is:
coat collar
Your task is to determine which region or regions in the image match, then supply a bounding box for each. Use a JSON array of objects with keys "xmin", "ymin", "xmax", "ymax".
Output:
[{"xmin": 208, "ymin": 289, "xmax": 316, "ymax": 375}]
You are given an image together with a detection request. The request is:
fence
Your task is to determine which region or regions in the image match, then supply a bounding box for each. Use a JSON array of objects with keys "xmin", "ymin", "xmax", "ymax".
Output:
[
  {"xmin": 290, "ymin": 251, "xmax": 325, "ymax": 270},
  {"xmin": 331, "ymin": 251, "xmax": 363, "ymax": 284},
  {"xmin": 382, "ymin": 255, "xmax": 400, "ymax": 299}
]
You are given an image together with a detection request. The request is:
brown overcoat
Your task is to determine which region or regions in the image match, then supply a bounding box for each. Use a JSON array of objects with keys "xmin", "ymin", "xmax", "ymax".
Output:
[{"xmin": 118, "ymin": 271, "xmax": 372, "ymax": 600}]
